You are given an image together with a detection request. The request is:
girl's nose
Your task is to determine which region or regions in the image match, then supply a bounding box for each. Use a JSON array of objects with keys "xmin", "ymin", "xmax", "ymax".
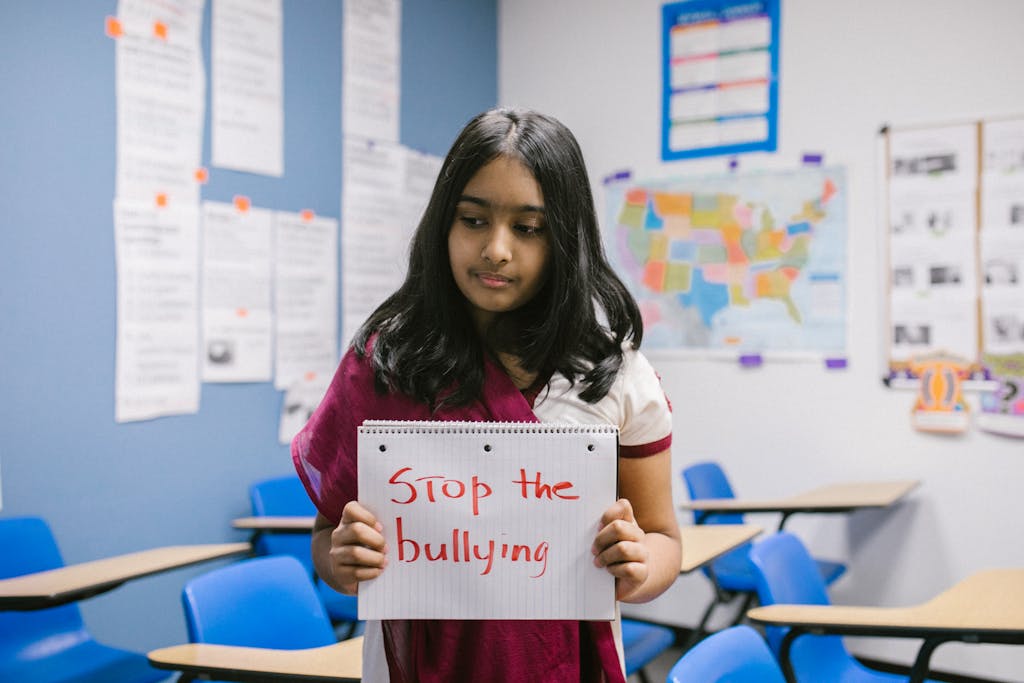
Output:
[{"xmin": 481, "ymin": 225, "xmax": 513, "ymax": 264}]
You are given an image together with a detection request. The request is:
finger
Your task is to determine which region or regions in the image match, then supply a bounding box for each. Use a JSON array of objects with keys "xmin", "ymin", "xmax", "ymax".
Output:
[
  {"xmin": 593, "ymin": 538, "xmax": 648, "ymax": 568},
  {"xmin": 591, "ymin": 517, "xmax": 644, "ymax": 558},
  {"xmin": 603, "ymin": 559, "xmax": 648, "ymax": 584},
  {"xmin": 341, "ymin": 500, "xmax": 380, "ymax": 529},
  {"xmin": 599, "ymin": 498, "xmax": 636, "ymax": 527},
  {"xmin": 335, "ymin": 543, "xmax": 388, "ymax": 569},
  {"xmin": 336, "ymin": 520, "xmax": 386, "ymax": 550}
]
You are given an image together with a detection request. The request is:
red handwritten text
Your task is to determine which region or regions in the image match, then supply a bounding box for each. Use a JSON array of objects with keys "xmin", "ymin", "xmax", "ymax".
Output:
[
  {"xmin": 396, "ymin": 517, "xmax": 550, "ymax": 578},
  {"xmin": 512, "ymin": 469, "xmax": 579, "ymax": 501},
  {"xmin": 388, "ymin": 467, "xmax": 493, "ymax": 516}
]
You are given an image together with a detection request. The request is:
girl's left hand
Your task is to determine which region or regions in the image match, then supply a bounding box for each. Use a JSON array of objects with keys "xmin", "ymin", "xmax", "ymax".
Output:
[{"xmin": 592, "ymin": 498, "xmax": 650, "ymax": 600}]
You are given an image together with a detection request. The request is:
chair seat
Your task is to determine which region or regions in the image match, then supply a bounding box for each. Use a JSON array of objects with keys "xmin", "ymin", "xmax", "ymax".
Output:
[
  {"xmin": 621, "ymin": 619, "xmax": 674, "ymax": 676},
  {"xmin": 667, "ymin": 625, "xmax": 786, "ymax": 683},
  {"xmin": 792, "ymin": 635, "xmax": 941, "ymax": 682},
  {"xmin": 0, "ymin": 637, "xmax": 164, "ymax": 683},
  {"xmin": 712, "ymin": 546, "xmax": 845, "ymax": 593}
]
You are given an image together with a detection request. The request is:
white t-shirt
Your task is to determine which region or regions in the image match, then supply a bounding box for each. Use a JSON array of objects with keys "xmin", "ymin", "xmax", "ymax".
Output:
[{"xmin": 532, "ymin": 346, "xmax": 672, "ymax": 457}]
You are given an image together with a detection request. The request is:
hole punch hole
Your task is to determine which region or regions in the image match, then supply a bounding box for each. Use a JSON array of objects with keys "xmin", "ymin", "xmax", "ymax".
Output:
[
  {"xmin": 483, "ymin": 444, "xmax": 492, "ymax": 452},
  {"xmin": 587, "ymin": 444, "xmax": 595, "ymax": 451},
  {"xmin": 379, "ymin": 444, "xmax": 386, "ymax": 452}
]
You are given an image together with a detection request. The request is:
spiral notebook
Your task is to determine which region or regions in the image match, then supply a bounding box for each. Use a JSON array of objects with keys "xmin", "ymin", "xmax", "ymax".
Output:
[{"xmin": 357, "ymin": 421, "xmax": 618, "ymax": 621}]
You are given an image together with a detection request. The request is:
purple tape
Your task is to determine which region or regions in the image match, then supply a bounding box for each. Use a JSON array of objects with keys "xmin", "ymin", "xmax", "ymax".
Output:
[
  {"xmin": 602, "ymin": 169, "xmax": 632, "ymax": 185},
  {"xmin": 802, "ymin": 152, "xmax": 823, "ymax": 166},
  {"xmin": 825, "ymin": 357, "xmax": 847, "ymax": 369},
  {"xmin": 739, "ymin": 353, "xmax": 762, "ymax": 367}
]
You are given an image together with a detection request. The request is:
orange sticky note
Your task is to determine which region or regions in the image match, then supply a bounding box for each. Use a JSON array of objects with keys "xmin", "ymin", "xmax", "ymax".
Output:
[
  {"xmin": 300, "ymin": 209, "xmax": 315, "ymax": 222},
  {"xmin": 105, "ymin": 16, "xmax": 123, "ymax": 39},
  {"xmin": 194, "ymin": 167, "xmax": 209, "ymax": 184},
  {"xmin": 155, "ymin": 192, "xmax": 169, "ymax": 208},
  {"xmin": 153, "ymin": 21, "xmax": 168, "ymax": 40},
  {"xmin": 233, "ymin": 195, "xmax": 251, "ymax": 212},
  {"xmin": 236, "ymin": 308, "xmax": 249, "ymax": 318}
]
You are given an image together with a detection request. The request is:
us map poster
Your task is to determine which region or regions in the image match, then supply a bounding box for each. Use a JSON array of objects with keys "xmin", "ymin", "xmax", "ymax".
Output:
[{"xmin": 604, "ymin": 167, "xmax": 848, "ymax": 358}]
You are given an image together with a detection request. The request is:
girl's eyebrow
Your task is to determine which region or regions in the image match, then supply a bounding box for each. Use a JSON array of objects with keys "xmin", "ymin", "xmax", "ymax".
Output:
[{"xmin": 457, "ymin": 194, "xmax": 545, "ymax": 214}]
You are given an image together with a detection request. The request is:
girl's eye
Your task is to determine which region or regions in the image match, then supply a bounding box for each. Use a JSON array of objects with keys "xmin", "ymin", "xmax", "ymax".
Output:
[
  {"xmin": 515, "ymin": 224, "xmax": 544, "ymax": 236},
  {"xmin": 459, "ymin": 215, "xmax": 486, "ymax": 228}
]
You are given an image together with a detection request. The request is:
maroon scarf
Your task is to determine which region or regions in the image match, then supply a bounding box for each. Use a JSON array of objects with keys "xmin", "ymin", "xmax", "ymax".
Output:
[{"xmin": 293, "ymin": 347, "xmax": 625, "ymax": 682}]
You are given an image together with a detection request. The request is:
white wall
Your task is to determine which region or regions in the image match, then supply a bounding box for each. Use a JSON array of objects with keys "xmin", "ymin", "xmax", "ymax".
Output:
[{"xmin": 499, "ymin": 1, "xmax": 1024, "ymax": 679}]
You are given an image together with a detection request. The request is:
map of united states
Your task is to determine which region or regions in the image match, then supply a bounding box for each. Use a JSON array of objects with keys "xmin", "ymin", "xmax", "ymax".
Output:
[{"xmin": 606, "ymin": 168, "xmax": 847, "ymax": 352}]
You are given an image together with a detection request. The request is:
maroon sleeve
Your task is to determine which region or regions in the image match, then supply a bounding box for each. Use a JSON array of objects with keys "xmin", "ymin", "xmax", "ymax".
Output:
[{"xmin": 291, "ymin": 348, "xmax": 368, "ymax": 524}]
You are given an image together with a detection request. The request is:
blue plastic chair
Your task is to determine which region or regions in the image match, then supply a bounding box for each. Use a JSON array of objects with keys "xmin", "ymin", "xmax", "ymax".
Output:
[
  {"xmin": 682, "ymin": 461, "xmax": 846, "ymax": 640},
  {"xmin": 667, "ymin": 625, "xmax": 786, "ymax": 683},
  {"xmin": 182, "ymin": 555, "xmax": 337, "ymax": 649},
  {"xmin": 749, "ymin": 532, "xmax": 941, "ymax": 683},
  {"xmin": 249, "ymin": 475, "xmax": 361, "ymax": 636},
  {"xmin": 621, "ymin": 618, "xmax": 674, "ymax": 682},
  {"xmin": 0, "ymin": 516, "xmax": 165, "ymax": 683}
]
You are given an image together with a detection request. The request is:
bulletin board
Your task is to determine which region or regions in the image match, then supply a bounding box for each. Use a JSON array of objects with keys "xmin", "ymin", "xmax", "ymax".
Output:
[{"xmin": 880, "ymin": 116, "xmax": 1024, "ymax": 435}]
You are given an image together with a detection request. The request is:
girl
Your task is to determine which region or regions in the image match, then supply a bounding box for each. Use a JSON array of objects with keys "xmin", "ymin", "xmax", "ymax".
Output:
[{"xmin": 293, "ymin": 108, "xmax": 681, "ymax": 682}]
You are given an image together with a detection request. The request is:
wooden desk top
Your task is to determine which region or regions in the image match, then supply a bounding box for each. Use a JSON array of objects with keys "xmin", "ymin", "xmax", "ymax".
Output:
[
  {"xmin": 0, "ymin": 542, "xmax": 251, "ymax": 610},
  {"xmin": 681, "ymin": 480, "xmax": 920, "ymax": 515},
  {"xmin": 748, "ymin": 568, "xmax": 1024, "ymax": 637},
  {"xmin": 233, "ymin": 516, "xmax": 316, "ymax": 531},
  {"xmin": 679, "ymin": 524, "xmax": 761, "ymax": 573},
  {"xmin": 148, "ymin": 636, "xmax": 363, "ymax": 682}
]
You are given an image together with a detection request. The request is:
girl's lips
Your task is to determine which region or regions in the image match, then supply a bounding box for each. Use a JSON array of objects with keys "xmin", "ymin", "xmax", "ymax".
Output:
[
  {"xmin": 475, "ymin": 271, "xmax": 512, "ymax": 287},
  {"xmin": 477, "ymin": 270, "xmax": 516, "ymax": 286}
]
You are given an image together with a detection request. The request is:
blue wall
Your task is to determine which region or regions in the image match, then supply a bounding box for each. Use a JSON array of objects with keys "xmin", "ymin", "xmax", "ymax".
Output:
[{"xmin": 0, "ymin": 0, "xmax": 496, "ymax": 652}]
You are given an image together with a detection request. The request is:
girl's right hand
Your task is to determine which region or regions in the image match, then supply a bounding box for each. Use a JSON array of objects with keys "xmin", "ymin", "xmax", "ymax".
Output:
[{"xmin": 329, "ymin": 500, "xmax": 388, "ymax": 594}]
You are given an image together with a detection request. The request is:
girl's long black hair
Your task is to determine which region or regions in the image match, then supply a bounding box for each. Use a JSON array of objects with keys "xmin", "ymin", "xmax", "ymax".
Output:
[{"xmin": 353, "ymin": 108, "xmax": 643, "ymax": 409}]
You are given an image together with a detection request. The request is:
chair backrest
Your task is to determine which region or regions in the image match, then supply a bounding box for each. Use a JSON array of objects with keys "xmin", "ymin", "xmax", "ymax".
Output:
[
  {"xmin": 681, "ymin": 461, "xmax": 745, "ymax": 525},
  {"xmin": 667, "ymin": 625, "xmax": 786, "ymax": 683},
  {"xmin": 748, "ymin": 532, "xmax": 847, "ymax": 657},
  {"xmin": 182, "ymin": 555, "xmax": 337, "ymax": 649},
  {"xmin": 0, "ymin": 517, "xmax": 89, "ymax": 662},
  {"xmin": 249, "ymin": 475, "xmax": 318, "ymax": 573}
]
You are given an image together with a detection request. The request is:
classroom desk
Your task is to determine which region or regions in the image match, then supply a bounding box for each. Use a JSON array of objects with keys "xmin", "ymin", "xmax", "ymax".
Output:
[
  {"xmin": 0, "ymin": 542, "xmax": 251, "ymax": 611},
  {"xmin": 679, "ymin": 523, "xmax": 761, "ymax": 573},
  {"xmin": 747, "ymin": 568, "xmax": 1024, "ymax": 683},
  {"xmin": 681, "ymin": 480, "xmax": 920, "ymax": 530},
  {"xmin": 148, "ymin": 635, "xmax": 363, "ymax": 683},
  {"xmin": 233, "ymin": 516, "xmax": 762, "ymax": 575},
  {"xmin": 233, "ymin": 516, "xmax": 316, "ymax": 531}
]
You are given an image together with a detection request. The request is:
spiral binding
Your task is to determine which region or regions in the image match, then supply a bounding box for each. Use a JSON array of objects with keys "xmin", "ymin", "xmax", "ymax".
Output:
[{"xmin": 358, "ymin": 420, "xmax": 618, "ymax": 435}]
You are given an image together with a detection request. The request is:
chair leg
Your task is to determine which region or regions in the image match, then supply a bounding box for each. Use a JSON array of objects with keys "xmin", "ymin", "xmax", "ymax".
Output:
[
  {"xmin": 681, "ymin": 592, "xmax": 727, "ymax": 650},
  {"xmin": 728, "ymin": 591, "xmax": 758, "ymax": 626}
]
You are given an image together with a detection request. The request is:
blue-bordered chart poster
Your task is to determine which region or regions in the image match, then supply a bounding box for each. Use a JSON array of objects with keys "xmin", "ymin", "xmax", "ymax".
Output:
[{"xmin": 661, "ymin": 0, "xmax": 781, "ymax": 161}]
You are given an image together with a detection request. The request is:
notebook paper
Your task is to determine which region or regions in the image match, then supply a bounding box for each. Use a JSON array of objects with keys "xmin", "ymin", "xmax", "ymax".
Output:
[{"xmin": 356, "ymin": 421, "xmax": 618, "ymax": 620}]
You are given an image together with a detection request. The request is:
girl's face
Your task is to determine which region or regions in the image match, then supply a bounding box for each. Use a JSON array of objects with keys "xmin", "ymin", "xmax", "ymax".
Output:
[{"xmin": 448, "ymin": 155, "xmax": 551, "ymax": 332}]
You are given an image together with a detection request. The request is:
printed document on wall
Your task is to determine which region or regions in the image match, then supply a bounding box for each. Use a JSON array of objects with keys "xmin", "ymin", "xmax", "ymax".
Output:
[
  {"xmin": 274, "ymin": 210, "xmax": 339, "ymax": 390},
  {"xmin": 211, "ymin": 0, "xmax": 284, "ymax": 176},
  {"xmin": 887, "ymin": 125, "xmax": 979, "ymax": 363},
  {"xmin": 342, "ymin": 0, "xmax": 400, "ymax": 141},
  {"xmin": 341, "ymin": 140, "xmax": 441, "ymax": 348},
  {"xmin": 114, "ymin": 200, "xmax": 200, "ymax": 422},
  {"xmin": 115, "ymin": 0, "xmax": 205, "ymax": 205},
  {"xmin": 201, "ymin": 200, "xmax": 273, "ymax": 382},
  {"xmin": 341, "ymin": 138, "xmax": 406, "ymax": 346},
  {"xmin": 981, "ymin": 118, "xmax": 1024, "ymax": 356}
]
